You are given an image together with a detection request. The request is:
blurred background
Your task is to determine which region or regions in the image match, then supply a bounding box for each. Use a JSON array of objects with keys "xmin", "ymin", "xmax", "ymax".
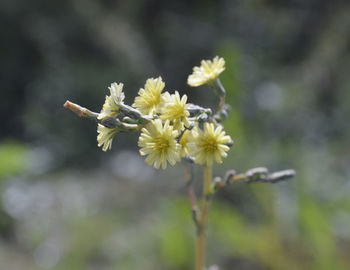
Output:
[{"xmin": 1, "ymin": 0, "xmax": 350, "ymax": 269}]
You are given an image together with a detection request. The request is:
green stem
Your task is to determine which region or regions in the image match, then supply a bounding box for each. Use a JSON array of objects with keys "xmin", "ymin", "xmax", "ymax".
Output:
[
  {"xmin": 185, "ymin": 163, "xmax": 199, "ymax": 225},
  {"xmin": 196, "ymin": 165, "xmax": 212, "ymax": 270},
  {"xmin": 216, "ymin": 79, "xmax": 226, "ymax": 112}
]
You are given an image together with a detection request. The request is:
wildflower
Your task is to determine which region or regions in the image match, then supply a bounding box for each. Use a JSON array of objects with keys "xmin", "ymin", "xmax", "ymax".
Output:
[
  {"xmin": 98, "ymin": 83, "xmax": 125, "ymax": 120},
  {"xmin": 188, "ymin": 123, "xmax": 231, "ymax": 166},
  {"xmin": 132, "ymin": 77, "xmax": 165, "ymax": 115},
  {"xmin": 187, "ymin": 56, "xmax": 225, "ymax": 87},
  {"xmin": 97, "ymin": 124, "xmax": 118, "ymax": 151},
  {"xmin": 160, "ymin": 91, "xmax": 190, "ymax": 131},
  {"xmin": 138, "ymin": 119, "xmax": 181, "ymax": 170},
  {"xmin": 179, "ymin": 129, "xmax": 191, "ymax": 157}
]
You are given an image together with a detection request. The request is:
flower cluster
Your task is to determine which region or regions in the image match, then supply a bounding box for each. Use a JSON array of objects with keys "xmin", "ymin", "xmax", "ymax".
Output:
[{"xmin": 96, "ymin": 56, "xmax": 232, "ymax": 169}]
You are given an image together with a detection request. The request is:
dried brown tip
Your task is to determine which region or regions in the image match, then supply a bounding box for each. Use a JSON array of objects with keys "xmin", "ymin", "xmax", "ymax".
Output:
[{"xmin": 63, "ymin": 100, "xmax": 85, "ymax": 117}]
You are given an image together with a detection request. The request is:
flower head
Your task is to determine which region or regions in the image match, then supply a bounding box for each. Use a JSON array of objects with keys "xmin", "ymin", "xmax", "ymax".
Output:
[
  {"xmin": 187, "ymin": 56, "xmax": 225, "ymax": 87},
  {"xmin": 160, "ymin": 91, "xmax": 190, "ymax": 131},
  {"xmin": 98, "ymin": 83, "xmax": 125, "ymax": 120},
  {"xmin": 97, "ymin": 124, "xmax": 118, "ymax": 151},
  {"xmin": 179, "ymin": 129, "xmax": 191, "ymax": 157},
  {"xmin": 138, "ymin": 119, "xmax": 181, "ymax": 170},
  {"xmin": 188, "ymin": 123, "xmax": 232, "ymax": 166},
  {"xmin": 132, "ymin": 77, "xmax": 165, "ymax": 115}
]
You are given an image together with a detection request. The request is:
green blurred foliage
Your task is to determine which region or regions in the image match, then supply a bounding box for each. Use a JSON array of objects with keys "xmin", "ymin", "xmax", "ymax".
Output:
[{"xmin": 0, "ymin": 141, "xmax": 27, "ymax": 178}]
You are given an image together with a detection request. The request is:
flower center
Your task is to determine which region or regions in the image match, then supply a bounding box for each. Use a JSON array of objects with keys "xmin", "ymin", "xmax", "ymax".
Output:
[
  {"xmin": 169, "ymin": 104, "xmax": 186, "ymax": 118},
  {"xmin": 145, "ymin": 94, "xmax": 160, "ymax": 108},
  {"xmin": 201, "ymin": 136, "xmax": 218, "ymax": 153},
  {"xmin": 154, "ymin": 136, "xmax": 170, "ymax": 153}
]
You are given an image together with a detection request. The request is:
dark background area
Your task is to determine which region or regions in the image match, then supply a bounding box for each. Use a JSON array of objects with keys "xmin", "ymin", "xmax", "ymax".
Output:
[{"xmin": 1, "ymin": 0, "xmax": 350, "ymax": 269}]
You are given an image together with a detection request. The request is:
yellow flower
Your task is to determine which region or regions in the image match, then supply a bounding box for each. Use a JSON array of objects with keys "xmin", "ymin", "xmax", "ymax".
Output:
[
  {"xmin": 98, "ymin": 83, "xmax": 125, "ymax": 120},
  {"xmin": 160, "ymin": 91, "xmax": 190, "ymax": 131},
  {"xmin": 97, "ymin": 124, "xmax": 118, "ymax": 151},
  {"xmin": 187, "ymin": 123, "xmax": 231, "ymax": 166},
  {"xmin": 132, "ymin": 77, "xmax": 165, "ymax": 115},
  {"xmin": 138, "ymin": 119, "xmax": 181, "ymax": 170},
  {"xmin": 179, "ymin": 129, "xmax": 191, "ymax": 157},
  {"xmin": 187, "ymin": 56, "xmax": 225, "ymax": 87}
]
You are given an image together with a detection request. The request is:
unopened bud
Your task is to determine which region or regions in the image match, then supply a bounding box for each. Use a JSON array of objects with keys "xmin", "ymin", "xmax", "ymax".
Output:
[
  {"xmin": 197, "ymin": 113, "xmax": 209, "ymax": 122},
  {"xmin": 225, "ymin": 140, "xmax": 234, "ymax": 147},
  {"xmin": 187, "ymin": 104, "xmax": 212, "ymax": 117},
  {"xmin": 268, "ymin": 169, "xmax": 296, "ymax": 183},
  {"xmin": 246, "ymin": 167, "xmax": 269, "ymax": 182},
  {"xmin": 224, "ymin": 169, "xmax": 236, "ymax": 183}
]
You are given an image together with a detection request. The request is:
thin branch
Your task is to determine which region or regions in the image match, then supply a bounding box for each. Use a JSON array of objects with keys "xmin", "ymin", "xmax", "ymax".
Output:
[
  {"xmin": 185, "ymin": 162, "xmax": 199, "ymax": 226},
  {"xmin": 213, "ymin": 167, "xmax": 296, "ymax": 192}
]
